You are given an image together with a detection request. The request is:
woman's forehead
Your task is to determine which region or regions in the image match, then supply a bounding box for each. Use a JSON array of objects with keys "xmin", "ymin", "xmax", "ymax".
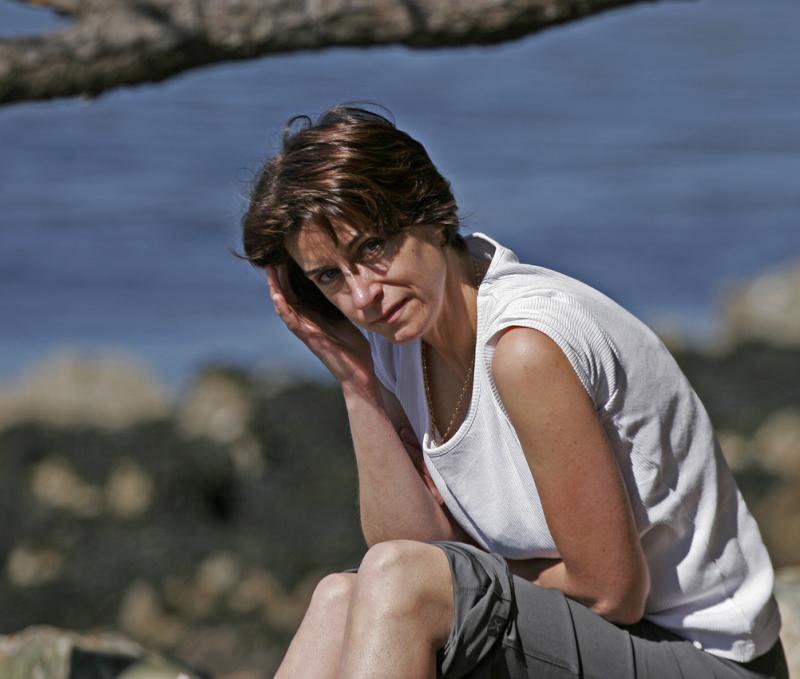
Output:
[{"xmin": 287, "ymin": 220, "xmax": 362, "ymax": 266}]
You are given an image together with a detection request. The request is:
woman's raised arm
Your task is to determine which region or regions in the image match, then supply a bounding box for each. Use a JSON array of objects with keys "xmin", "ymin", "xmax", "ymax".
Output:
[
  {"xmin": 267, "ymin": 264, "xmax": 463, "ymax": 546},
  {"xmin": 345, "ymin": 380, "xmax": 470, "ymax": 545},
  {"xmin": 492, "ymin": 326, "xmax": 650, "ymax": 625}
]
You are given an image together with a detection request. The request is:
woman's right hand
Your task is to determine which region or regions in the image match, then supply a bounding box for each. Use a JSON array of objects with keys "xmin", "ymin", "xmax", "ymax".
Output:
[{"xmin": 267, "ymin": 264, "xmax": 376, "ymax": 389}]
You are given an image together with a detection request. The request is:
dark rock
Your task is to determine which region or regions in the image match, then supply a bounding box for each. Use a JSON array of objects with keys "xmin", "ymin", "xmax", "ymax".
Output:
[
  {"xmin": 0, "ymin": 370, "xmax": 363, "ymax": 676},
  {"xmin": 672, "ymin": 341, "xmax": 800, "ymax": 435},
  {"xmin": 1, "ymin": 352, "xmax": 797, "ymax": 676}
]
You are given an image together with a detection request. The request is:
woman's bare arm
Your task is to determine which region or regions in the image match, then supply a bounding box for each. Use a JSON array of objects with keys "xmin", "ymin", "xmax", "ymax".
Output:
[
  {"xmin": 343, "ymin": 378, "xmax": 468, "ymax": 545},
  {"xmin": 493, "ymin": 326, "xmax": 650, "ymax": 625},
  {"xmin": 267, "ymin": 264, "xmax": 462, "ymax": 546}
]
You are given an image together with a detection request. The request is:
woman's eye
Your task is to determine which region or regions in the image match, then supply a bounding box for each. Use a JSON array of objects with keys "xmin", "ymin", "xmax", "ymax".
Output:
[
  {"xmin": 318, "ymin": 268, "xmax": 340, "ymax": 285},
  {"xmin": 361, "ymin": 238, "xmax": 384, "ymax": 257}
]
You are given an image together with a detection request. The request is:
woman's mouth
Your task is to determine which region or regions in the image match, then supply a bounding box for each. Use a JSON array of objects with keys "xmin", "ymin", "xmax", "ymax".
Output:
[{"xmin": 375, "ymin": 298, "xmax": 409, "ymax": 325}]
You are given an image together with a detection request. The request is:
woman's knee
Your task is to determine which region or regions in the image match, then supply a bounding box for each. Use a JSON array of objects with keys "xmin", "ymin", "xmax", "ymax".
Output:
[
  {"xmin": 359, "ymin": 540, "xmax": 433, "ymax": 584},
  {"xmin": 308, "ymin": 571, "xmax": 356, "ymax": 618},
  {"xmin": 355, "ymin": 540, "xmax": 454, "ymax": 618}
]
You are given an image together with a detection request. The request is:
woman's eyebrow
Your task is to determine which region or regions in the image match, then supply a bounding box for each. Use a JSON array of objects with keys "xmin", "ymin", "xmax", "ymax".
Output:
[
  {"xmin": 344, "ymin": 232, "xmax": 365, "ymax": 251},
  {"xmin": 303, "ymin": 265, "xmax": 328, "ymax": 277},
  {"xmin": 302, "ymin": 233, "xmax": 366, "ymax": 277}
]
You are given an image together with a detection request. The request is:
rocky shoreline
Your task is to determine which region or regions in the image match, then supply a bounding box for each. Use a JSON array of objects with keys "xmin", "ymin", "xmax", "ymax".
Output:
[
  {"xmin": 1, "ymin": 260, "xmax": 799, "ymax": 678},
  {"xmin": 0, "ymin": 360, "xmax": 370, "ymax": 678}
]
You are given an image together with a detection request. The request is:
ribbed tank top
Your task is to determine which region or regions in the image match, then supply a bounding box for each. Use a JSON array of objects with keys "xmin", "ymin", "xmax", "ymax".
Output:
[{"xmin": 366, "ymin": 233, "xmax": 780, "ymax": 662}]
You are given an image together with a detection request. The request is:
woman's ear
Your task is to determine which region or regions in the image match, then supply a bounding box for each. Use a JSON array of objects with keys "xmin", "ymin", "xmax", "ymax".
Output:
[{"xmin": 439, "ymin": 226, "xmax": 448, "ymax": 247}]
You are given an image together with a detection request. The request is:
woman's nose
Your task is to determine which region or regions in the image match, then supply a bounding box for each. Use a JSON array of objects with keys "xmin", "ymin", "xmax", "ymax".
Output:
[{"xmin": 348, "ymin": 269, "xmax": 381, "ymax": 310}]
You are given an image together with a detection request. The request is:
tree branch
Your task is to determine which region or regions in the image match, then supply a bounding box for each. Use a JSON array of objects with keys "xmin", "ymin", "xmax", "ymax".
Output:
[
  {"xmin": 0, "ymin": 0, "xmax": 662, "ymax": 106},
  {"xmin": 16, "ymin": 0, "xmax": 83, "ymax": 17}
]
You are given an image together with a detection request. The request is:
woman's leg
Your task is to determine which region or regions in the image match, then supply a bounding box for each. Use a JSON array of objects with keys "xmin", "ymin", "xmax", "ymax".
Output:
[
  {"xmin": 338, "ymin": 540, "xmax": 455, "ymax": 679},
  {"xmin": 276, "ymin": 541, "xmax": 788, "ymax": 679},
  {"xmin": 274, "ymin": 572, "xmax": 357, "ymax": 679}
]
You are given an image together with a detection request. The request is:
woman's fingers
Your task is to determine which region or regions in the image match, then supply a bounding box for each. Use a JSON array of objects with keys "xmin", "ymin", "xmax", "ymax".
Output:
[
  {"xmin": 266, "ymin": 265, "xmax": 374, "ymax": 384},
  {"xmin": 275, "ymin": 262, "xmax": 300, "ymax": 305},
  {"xmin": 266, "ymin": 265, "xmax": 283, "ymax": 306},
  {"xmin": 267, "ymin": 266, "xmax": 311, "ymax": 338},
  {"xmin": 267, "ymin": 265, "xmax": 288, "ymax": 305},
  {"xmin": 267, "ymin": 264, "xmax": 298, "ymax": 308},
  {"xmin": 267, "ymin": 265, "xmax": 332, "ymax": 341},
  {"xmin": 266, "ymin": 267, "xmax": 293, "ymax": 320}
]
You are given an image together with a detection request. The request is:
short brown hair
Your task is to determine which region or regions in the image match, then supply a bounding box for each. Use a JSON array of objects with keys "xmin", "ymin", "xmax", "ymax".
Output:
[{"xmin": 241, "ymin": 106, "xmax": 463, "ymax": 317}]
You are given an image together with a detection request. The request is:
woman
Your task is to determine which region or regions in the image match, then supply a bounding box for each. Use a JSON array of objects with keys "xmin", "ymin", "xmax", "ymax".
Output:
[{"xmin": 242, "ymin": 106, "xmax": 787, "ymax": 678}]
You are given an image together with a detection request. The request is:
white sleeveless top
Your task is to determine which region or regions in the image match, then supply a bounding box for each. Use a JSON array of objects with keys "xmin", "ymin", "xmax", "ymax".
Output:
[{"xmin": 366, "ymin": 233, "xmax": 780, "ymax": 662}]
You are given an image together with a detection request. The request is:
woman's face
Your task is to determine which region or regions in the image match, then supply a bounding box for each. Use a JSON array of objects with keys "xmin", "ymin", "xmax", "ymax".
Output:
[{"xmin": 285, "ymin": 221, "xmax": 449, "ymax": 343}]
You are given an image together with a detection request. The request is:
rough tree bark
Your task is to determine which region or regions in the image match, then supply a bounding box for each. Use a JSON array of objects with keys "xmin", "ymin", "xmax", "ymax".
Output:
[{"xmin": 0, "ymin": 0, "xmax": 661, "ymax": 106}]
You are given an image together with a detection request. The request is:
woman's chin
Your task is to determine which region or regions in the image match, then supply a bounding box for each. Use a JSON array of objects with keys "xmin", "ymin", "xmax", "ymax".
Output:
[{"xmin": 376, "ymin": 323, "xmax": 421, "ymax": 345}]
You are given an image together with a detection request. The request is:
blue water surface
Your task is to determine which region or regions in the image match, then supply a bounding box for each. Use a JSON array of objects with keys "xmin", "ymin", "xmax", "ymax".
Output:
[{"xmin": 1, "ymin": 0, "xmax": 798, "ymax": 383}]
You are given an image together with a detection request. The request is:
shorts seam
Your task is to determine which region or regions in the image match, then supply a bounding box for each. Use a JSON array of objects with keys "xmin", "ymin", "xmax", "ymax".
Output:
[
  {"xmin": 501, "ymin": 639, "xmax": 577, "ymax": 671},
  {"xmin": 452, "ymin": 585, "xmax": 510, "ymax": 601}
]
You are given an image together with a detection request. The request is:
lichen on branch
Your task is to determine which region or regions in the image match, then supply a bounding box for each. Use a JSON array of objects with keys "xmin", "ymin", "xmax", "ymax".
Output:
[{"xmin": 1, "ymin": 0, "xmax": 658, "ymax": 105}]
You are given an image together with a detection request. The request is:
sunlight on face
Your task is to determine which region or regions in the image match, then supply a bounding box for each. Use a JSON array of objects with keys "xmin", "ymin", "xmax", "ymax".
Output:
[
  {"xmin": 289, "ymin": 222, "xmax": 397, "ymax": 291},
  {"xmin": 286, "ymin": 222, "xmax": 448, "ymax": 343}
]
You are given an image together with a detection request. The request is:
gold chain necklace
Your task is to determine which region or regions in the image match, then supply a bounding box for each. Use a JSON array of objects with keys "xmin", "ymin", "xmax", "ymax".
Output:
[{"xmin": 421, "ymin": 254, "xmax": 481, "ymax": 442}]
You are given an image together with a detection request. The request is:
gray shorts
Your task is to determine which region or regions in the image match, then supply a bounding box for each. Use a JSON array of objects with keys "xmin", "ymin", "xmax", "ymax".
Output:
[{"xmin": 432, "ymin": 541, "xmax": 788, "ymax": 679}]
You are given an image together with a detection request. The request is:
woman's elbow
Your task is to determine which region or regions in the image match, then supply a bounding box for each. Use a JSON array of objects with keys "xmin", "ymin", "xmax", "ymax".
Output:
[
  {"xmin": 593, "ymin": 595, "xmax": 645, "ymax": 625},
  {"xmin": 592, "ymin": 570, "xmax": 650, "ymax": 625}
]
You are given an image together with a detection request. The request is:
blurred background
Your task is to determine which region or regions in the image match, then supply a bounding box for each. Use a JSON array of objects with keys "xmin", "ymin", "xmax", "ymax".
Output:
[{"xmin": 1, "ymin": 0, "xmax": 799, "ymax": 676}]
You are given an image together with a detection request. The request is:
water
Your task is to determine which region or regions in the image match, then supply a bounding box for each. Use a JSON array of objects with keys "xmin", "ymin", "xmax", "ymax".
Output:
[{"xmin": 1, "ymin": 0, "xmax": 798, "ymax": 383}]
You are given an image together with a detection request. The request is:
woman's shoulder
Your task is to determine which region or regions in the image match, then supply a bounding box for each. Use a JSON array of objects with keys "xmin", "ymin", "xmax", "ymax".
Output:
[
  {"xmin": 478, "ymin": 258, "xmax": 619, "ymax": 361},
  {"xmin": 491, "ymin": 325, "xmax": 579, "ymax": 396},
  {"xmin": 470, "ymin": 234, "xmax": 607, "ymax": 323},
  {"xmin": 475, "ymin": 237, "xmax": 667, "ymax": 378}
]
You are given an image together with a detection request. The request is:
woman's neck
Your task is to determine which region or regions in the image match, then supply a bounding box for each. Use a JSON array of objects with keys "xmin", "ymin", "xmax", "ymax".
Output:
[{"xmin": 422, "ymin": 246, "xmax": 479, "ymax": 375}]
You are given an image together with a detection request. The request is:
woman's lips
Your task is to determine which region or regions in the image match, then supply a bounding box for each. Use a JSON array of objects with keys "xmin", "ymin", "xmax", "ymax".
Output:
[{"xmin": 376, "ymin": 298, "xmax": 409, "ymax": 324}]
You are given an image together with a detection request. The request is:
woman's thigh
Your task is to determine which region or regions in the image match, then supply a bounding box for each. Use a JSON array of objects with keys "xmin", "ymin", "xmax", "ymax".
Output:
[{"xmin": 430, "ymin": 541, "xmax": 787, "ymax": 679}]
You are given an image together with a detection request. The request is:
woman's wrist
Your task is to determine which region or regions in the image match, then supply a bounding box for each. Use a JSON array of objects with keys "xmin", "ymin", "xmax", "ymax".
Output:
[{"xmin": 340, "ymin": 372, "xmax": 383, "ymax": 404}]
